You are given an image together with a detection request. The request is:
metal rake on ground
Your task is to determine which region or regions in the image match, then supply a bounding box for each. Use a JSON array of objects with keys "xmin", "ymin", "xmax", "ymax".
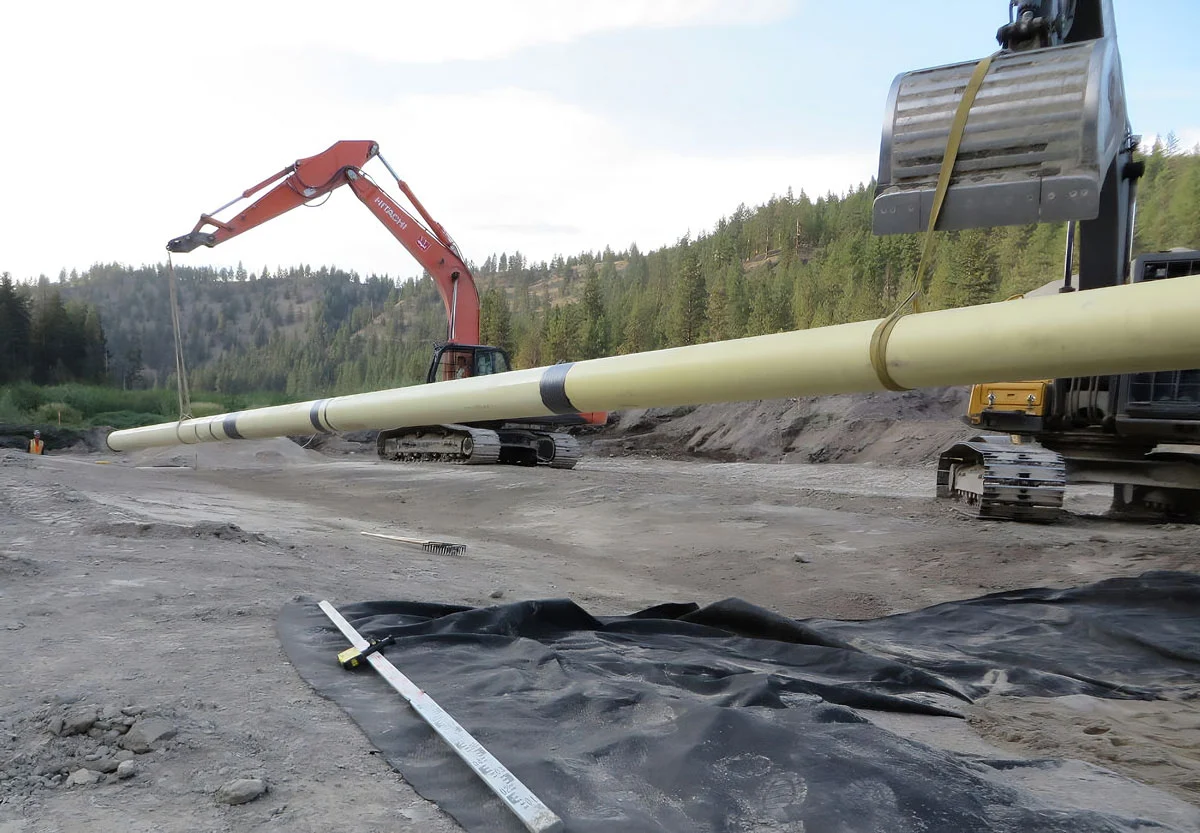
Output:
[{"xmin": 360, "ymin": 530, "xmax": 467, "ymax": 556}]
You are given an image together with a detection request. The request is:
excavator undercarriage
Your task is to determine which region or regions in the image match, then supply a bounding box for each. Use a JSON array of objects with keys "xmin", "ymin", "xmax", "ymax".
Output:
[
  {"xmin": 936, "ymin": 437, "xmax": 1066, "ymax": 522},
  {"xmin": 376, "ymin": 423, "xmax": 581, "ymax": 469},
  {"xmin": 937, "ymin": 433, "xmax": 1200, "ymax": 523}
]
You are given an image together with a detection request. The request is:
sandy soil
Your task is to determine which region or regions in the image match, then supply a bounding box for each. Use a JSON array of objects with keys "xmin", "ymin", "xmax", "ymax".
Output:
[
  {"xmin": 1, "ymin": 434, "xmax": 1198, "ymax": 832},
  {"xmin": 591, "ymin": 387, "xmax": 974, "ymax": 465}
]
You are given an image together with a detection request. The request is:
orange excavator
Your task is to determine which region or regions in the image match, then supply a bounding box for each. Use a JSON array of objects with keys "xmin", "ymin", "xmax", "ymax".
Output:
[{"xmin": 167, "ymin": 139, "xmax": 602, "ymax": 468}]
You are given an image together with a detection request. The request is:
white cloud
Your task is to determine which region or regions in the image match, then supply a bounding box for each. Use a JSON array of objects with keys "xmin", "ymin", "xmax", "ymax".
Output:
[
  {"xmin": 100, "ymin": 88, "xmax": 869, "ymax": 281},
  {"xmin": 4, "ymin": 1, "xmax": 795, "ymax": 67},
  {"xmin": 389, "ymin": 89, "xmax": 870, "ymax": 262},
  {"xmin": 0, "ymin": 1, "xmax": 874, "ymax": 283},
  {"xmin": 1141, "ymin": 129, "xmax": 1200, "ymax": 154}
]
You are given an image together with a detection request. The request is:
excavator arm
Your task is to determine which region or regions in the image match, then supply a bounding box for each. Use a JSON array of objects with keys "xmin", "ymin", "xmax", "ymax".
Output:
[{"xmin": 166, "ymin": 140, "xmax": 479, "ymax": 344}]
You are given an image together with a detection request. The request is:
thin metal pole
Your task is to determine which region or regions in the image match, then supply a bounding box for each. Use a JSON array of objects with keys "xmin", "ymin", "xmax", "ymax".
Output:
[
  {"xmin": 167, "ymin": 255, "xmax": 193, "ymax": 419},
  {"xmin": 317, "ymin": 601, "xmax": 563, "ymax": 833},
  {"xmin": 1060, "ymin": 219, "xmax": 1076, "ymax": 293}
]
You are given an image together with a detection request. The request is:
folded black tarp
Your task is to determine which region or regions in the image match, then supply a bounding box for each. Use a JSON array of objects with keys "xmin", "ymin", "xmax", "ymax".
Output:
[{"xmin": 278, "ymin": 571, "xmax": 1200, "ymax": 832}]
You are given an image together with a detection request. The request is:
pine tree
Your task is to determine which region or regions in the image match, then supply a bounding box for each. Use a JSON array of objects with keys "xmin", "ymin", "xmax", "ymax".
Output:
[
  {"xmin": 479, "ymin": 287, "xmax": 514, "ymax": 356},
  {"xmin": 579, "ymin": 266, "xmax": 609, "ymax": 359},
  {"xmin": 942, "ymin": 229, "xmax": 997, "ymax": 308},
  {"xmin": 29, "ymin": 288, "xmax": 73, "ymax": 384},
  {"xmin": 705, "ymin": 274, "xmax": 730, "ymax": 342},
  {"xmin": 724, "ymin": 264, "xmax": 749, "ymax": 338},
  {"xmin": 667, "ymin": 245, "xmax": 706, "ymax": 346},
  {"xmin": 0, "ymin": 273, "xmax": 32, "ymax": 382}
]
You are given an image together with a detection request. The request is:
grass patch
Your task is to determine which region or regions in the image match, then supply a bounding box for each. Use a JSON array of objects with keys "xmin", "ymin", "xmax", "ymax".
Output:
[
  {"xmin": 32, "ymin": 402, "xmax": 84, "ymax": 426},
  {"xmin": 87, "ymin": 411, "xmax": 173, "ymax": 430},
  {"xmin": 0, "ymin": 384, "xmax": 302, "ymax": 428},
  {"xmin": 189, "ymin": 401, "xmax": 225, "ymax": 417}
]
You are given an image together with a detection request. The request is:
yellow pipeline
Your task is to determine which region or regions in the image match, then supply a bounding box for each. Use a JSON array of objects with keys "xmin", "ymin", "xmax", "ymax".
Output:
[{"xmin": 107, "ymin": 276, "xmax": 1200, "ymax": 452}]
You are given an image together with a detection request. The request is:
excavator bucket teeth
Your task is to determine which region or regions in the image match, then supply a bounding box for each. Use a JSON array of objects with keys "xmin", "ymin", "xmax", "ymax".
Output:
[{"xmin": 874, "ymin": 39, "xmax": 1126, "ymax": 235}]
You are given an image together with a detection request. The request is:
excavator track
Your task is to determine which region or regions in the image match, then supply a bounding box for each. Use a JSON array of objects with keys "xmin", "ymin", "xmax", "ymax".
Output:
[
  {"xmin": 547, "ymin": 432, "xmax": 582, "ymax": 470},
  {"xmin": 376, "ymin": 424, "xmax": 502, "ymax": 466},
  {"xmin": 377, "ymin": 424, "xmax": 582, "ymax": 469},
  {"xmin": 936, "ymin": 436, "xmax": 1066, "ymax": 522}
]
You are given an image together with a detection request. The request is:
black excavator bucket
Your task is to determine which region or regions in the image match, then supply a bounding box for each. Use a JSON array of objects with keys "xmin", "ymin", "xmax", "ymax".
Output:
[{"xmin": 874, "ymin": 37, "xmax": 1127, "ymax": 235}]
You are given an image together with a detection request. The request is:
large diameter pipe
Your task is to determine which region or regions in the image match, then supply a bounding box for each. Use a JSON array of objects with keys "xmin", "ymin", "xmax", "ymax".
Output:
[{"xmin": 107, "ymin": 276, "xmax": 1200, "ymax": 452}]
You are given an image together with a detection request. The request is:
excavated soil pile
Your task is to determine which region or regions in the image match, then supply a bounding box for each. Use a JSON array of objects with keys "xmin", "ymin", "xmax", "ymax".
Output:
[
  {"xmin": 593, "ymin": 387, "xmax": 971, "ymax": 465},
  {"xmin": 124, "ymin": 437, "xmax": 326, "ymax": 470}
]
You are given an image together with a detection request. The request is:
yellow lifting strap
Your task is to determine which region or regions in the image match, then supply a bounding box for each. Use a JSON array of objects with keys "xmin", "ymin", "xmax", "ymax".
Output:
[{"xmin": 869, "ymin": 53, "xmax": 997, "ymax": 392}]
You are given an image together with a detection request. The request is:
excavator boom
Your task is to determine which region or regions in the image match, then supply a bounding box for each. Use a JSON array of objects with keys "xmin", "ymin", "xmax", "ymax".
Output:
[
  {"xmin": 166, "ymin": 140, "xmax": 478, "ymax": 344},
  {"xmin": 165, "ymin": 139, "xmax": 599, "ymax": 469}
]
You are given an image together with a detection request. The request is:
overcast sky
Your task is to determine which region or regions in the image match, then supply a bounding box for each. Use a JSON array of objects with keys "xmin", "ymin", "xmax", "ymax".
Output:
[{"xmin": 2, "ymin": 1, "xmax": 1197, "ymax": 283}]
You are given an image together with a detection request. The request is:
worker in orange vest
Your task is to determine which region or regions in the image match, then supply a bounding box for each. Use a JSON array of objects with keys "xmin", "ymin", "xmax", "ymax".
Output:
[{"xmin": 28, "ymin": 430, "xmax": 44, "ymax": 455}]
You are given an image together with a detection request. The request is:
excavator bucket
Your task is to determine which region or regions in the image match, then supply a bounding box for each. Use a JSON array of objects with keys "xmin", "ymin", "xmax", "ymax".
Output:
[{"xmin": 874, "ymin": 38, "xmax": 1126, "ymax": 235}]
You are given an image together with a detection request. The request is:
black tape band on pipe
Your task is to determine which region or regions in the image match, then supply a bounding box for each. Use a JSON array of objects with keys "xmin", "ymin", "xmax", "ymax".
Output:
[
  {"xmin": 309, "ymin": 400, "xmax": 332, "ymax": 433},
  {"xmin": 539, "ymin": 363, "xmax": 579, "ymax": 415},
  {"xmin": 223, "ymin": 413, "xmax": 245, "ymax": 440}
]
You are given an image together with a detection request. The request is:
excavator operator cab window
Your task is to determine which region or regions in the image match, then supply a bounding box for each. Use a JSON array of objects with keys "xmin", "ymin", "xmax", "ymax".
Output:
[
  {"xmin": 474, "ymin": 350, "xmax": 510, "ymax": 377},
  {"xmin": 453, "ymin": 355, "xmax": 471, "ymax": 379},
  {"xmin": 430, "ymin": 350, "xmax": 474, "ymax": 382},
  {"xmin": 431, "ymin": 346, "xmax": 513, "ymax": 382}
]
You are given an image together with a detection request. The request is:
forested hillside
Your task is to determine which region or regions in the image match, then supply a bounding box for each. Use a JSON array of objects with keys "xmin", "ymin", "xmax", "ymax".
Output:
[
  {"xmin": 7, "ymin": 142, "xmax": 1199, "ymax": 400},
  {"xmin": 0, "ymin": 275, "xmax": 108, "ymax": 386}
]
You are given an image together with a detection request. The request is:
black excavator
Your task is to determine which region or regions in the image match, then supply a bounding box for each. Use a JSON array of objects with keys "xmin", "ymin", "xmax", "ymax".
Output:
[{"xmin": 873, "ymin": 0, "xmax": 1200, "ymax": 522}]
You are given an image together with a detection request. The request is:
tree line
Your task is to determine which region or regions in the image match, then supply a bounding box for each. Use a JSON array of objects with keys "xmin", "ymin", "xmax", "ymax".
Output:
[
  {"xmin": 5, "ymin": 142, "xmax": 1197, "ymax": 402},
  {"xmin": 0, "ymin": 275, "xmax": 109, "ymax": 386}
]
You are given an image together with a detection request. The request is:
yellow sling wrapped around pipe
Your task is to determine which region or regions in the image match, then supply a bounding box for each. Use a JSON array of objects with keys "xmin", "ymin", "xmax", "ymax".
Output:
[{"xmin": 106, "ymin": 277, "xmax": 1200, "ymax": 452}]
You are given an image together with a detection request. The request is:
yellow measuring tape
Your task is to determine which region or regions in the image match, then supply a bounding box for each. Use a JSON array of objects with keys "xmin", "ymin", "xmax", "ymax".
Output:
[{"xmin": 869, "ymin": 53, "xmax": 996, "ymax": 391}]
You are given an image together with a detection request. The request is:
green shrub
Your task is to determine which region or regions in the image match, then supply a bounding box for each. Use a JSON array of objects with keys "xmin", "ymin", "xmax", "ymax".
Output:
[
  {"xmin": 0, "ymin": 384, "xmax": 292, "ymax": 427},
  {"xmin": 0, "ymin": 395, "xmax": 26, "ymax": 423},
  {"xmin": 88, "ymin": 410, "xmax": 171, "ymax": 430},
  {"xmin": 42, "ymin": 384, "xmax": 175, "ymax": 419},
  {"xmin": 189, "ymin": 401, "xmax": 224, "ymax": 417},
  {"xmin": 32, "ymin": 402, "xmax": 85, "ymax": 426},
  {"xmin": 46, "ymin": 386, "xmax": 172, "ymax": 419},
  {"xmin": 4, "ymin": 383, "xmax": 44, "ymax": 414}
]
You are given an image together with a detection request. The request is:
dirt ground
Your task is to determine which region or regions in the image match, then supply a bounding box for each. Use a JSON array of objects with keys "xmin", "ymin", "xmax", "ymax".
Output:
[{"xmin": 2, "ymin": 413, "xmax": 1199, "ymax": 831}]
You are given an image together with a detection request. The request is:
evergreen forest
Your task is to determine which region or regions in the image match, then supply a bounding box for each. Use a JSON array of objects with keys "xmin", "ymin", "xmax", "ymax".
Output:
[{"xmin": 2, "ymin": 142, "xmax": 1198, "ymax": 415}]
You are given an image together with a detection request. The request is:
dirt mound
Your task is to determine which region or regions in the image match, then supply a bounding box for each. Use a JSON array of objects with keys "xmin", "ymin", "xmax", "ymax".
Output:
[
  {"xmin": 292, "ymin": 431, "xmax": 377, "ymax": 456},
  {"xmin": 0, "ymin": 481, "xmax": 112, "ymax": 530},
  {"xmin": 89, "ymin": 520, "xmax": 276, "ymax": 546},
  {"xmin": 0, "ymin": 553, "xmax": 43, "ymax": 578},
  {"xmin": 0, "ymin": 700, "xmax": 181, "ymax": 796},
  {"xmin": 593, "ymin": 388, "xmax": 971, "ymax": 465},
  {"xmin": 0, "ymin": 448, "xmax": 35, "ymax": 468},
  {"xmin": 126, "ymin": 437, "xmax": 325, "ymax": 470}
]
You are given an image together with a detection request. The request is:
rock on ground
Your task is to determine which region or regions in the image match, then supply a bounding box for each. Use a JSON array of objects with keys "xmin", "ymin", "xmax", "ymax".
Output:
[
  {"xmin": 119, "ymin": 718, "xmax": 177, "ymax": 753},
  {"xmin": 65, "ymin": 769, "xmax": 99, "ymax": 787},
  {"xmin": 216, "ymin": 778, "xmax": 268, "ymax": 805}
]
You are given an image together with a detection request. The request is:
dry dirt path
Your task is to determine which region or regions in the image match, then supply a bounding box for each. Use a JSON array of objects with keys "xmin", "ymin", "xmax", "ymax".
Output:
[{"xmin": 1, "ymin": 443, "xmax": 1196, "ymax": 831}]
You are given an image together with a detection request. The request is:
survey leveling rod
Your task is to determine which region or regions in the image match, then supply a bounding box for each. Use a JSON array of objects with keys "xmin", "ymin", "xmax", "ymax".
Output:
[
  {"xmin": 107, "ymin": 276, "xmax": 1200, "ymax": 452},
  {"xmin": 318, "ymin": 601, "xmax": 563, "ymax": 833}
]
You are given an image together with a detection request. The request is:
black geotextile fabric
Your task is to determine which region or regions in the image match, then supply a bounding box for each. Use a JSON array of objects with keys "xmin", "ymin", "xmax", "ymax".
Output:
[{"xmin": 278, "ymin": 571, "xmax": 1200, "ymax": 833}]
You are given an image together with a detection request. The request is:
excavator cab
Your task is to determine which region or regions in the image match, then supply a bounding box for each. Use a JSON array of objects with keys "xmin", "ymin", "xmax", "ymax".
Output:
[{"xmin": 426, "ymin": 343, "xmax": 512, "ymax": 383}]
